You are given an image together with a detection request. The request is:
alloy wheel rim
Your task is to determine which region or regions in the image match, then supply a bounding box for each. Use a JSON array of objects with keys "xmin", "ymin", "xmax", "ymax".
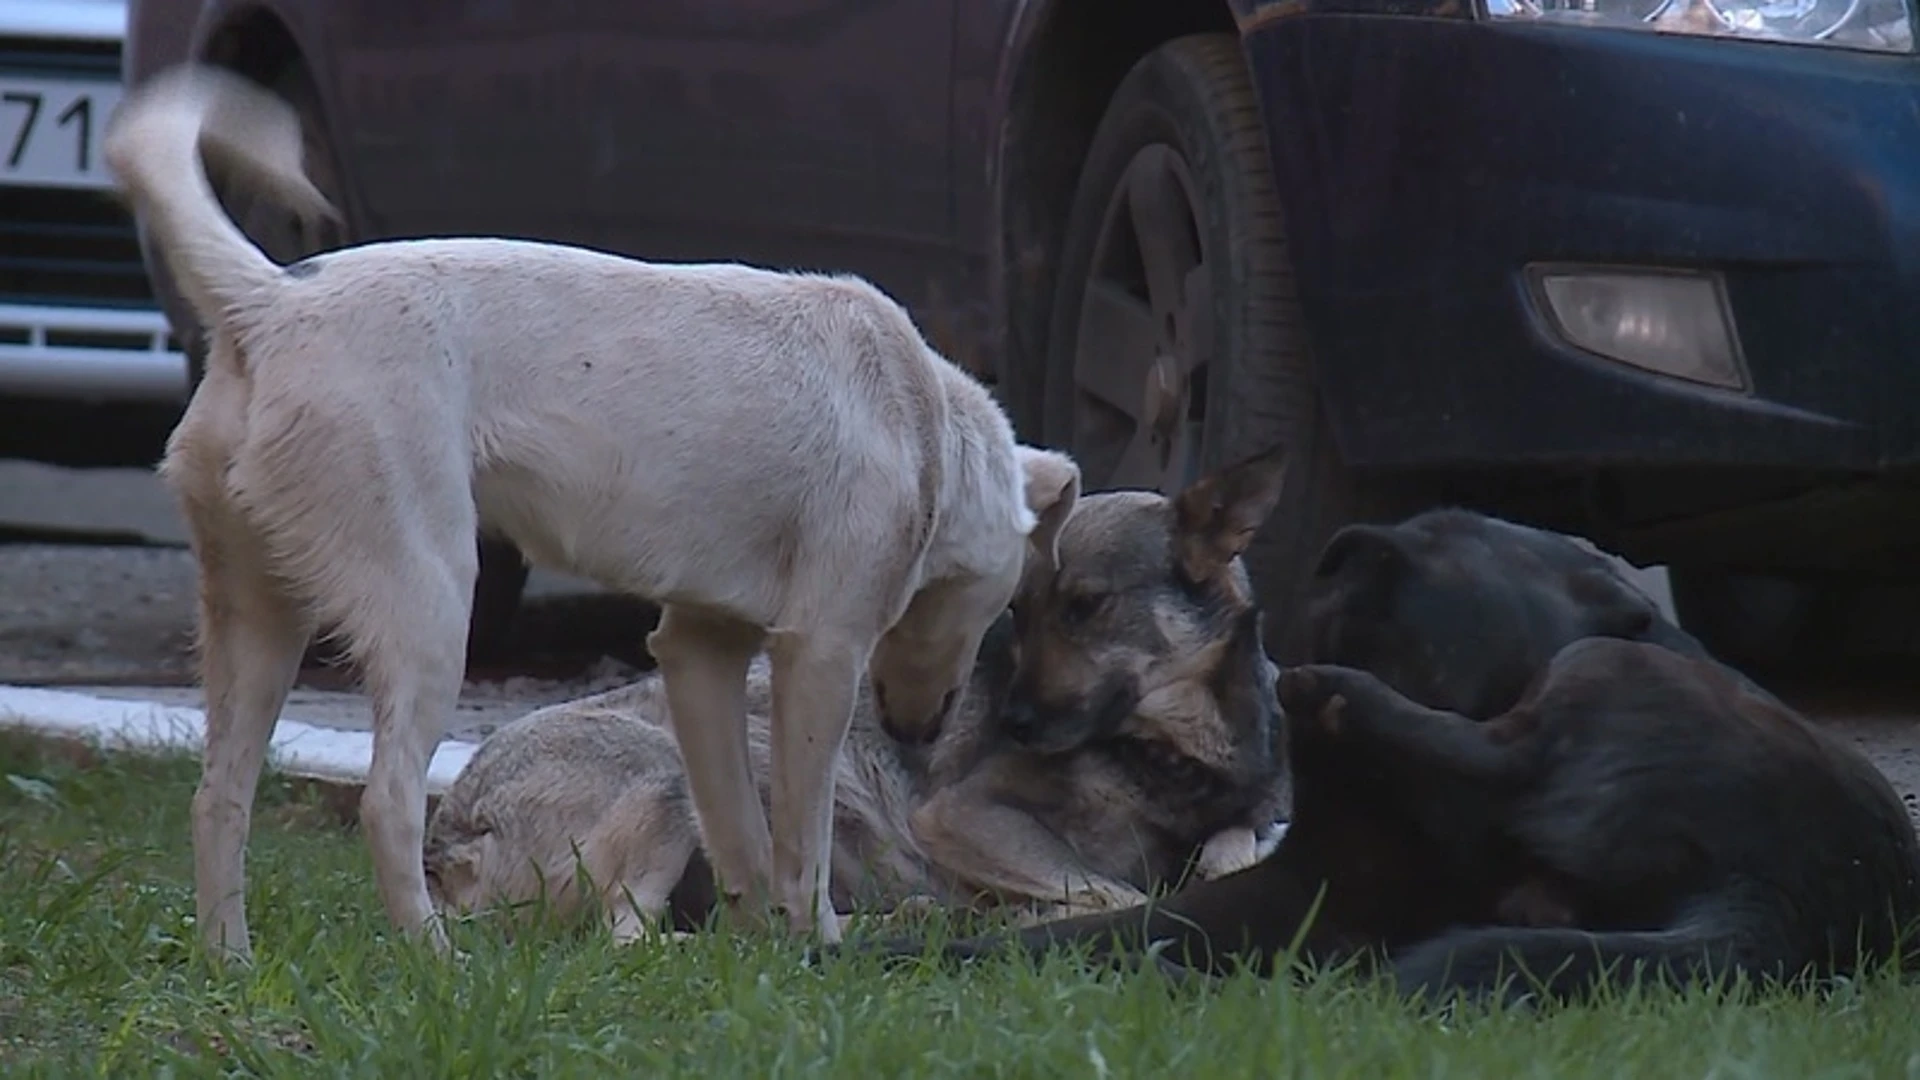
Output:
[{"xmin": 1069, "ymin": 143, "xmax": 1214, "ymax": 495}]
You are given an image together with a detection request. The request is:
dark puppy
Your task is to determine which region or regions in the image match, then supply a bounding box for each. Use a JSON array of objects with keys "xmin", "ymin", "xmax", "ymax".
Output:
[
  {"xmin": 859, "ymin": 509, "xmax": 1920, "ymax": 1003},
  {"xmin": 1305, "ymin": 509, "xmax": 1711, "ymax": 718}
]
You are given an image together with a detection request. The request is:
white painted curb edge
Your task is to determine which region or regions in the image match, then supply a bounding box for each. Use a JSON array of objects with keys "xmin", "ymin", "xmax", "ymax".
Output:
[{"xmin": 0, "ymin": 684, "xmax": 478, "ymax": 795}]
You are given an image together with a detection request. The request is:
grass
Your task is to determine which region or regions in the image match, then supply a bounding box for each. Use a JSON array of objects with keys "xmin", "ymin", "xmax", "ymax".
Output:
[{"xmin": 2, "ymin": 734, "xmax": 1918, "ymax": 1079}]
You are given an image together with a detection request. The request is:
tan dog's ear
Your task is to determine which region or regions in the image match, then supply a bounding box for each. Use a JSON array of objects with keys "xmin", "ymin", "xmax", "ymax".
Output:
[
  {"xmin": 1017, "ymin": 446, "xmax": 1081, "ymax": 572},
  {"xmin": 1174, "ymin": 443, "xmax": 1289, "ymax": 583}
]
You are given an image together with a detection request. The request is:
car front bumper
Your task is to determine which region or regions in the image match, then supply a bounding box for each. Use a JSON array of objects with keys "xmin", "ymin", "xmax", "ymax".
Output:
[
  {"xmin": 1247, "ymin": 16, "xmax": 1920, "ymax": 476},
  {"xmin": 2, "ymin": 22, "xmax": 190, "ymax": 408},
  {"xmin": 0, "ymin": 301, "xmax": 187, "ymax": 401}
]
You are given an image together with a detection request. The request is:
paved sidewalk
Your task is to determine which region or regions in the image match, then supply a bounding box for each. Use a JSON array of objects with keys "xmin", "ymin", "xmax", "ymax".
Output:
[
  {"xmin": 0, "ymin": 683, "xmax": 477, "ymax": 795},
  {"xmin": 68, "ymin": 675, "xmax": 622, "ymax": 746},
  {"xmin": 0, "ymin": 654, "xmax": 647, "ymax": 794}
]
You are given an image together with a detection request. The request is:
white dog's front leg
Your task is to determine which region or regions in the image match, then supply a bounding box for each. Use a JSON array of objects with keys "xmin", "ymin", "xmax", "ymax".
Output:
[
  {"xmin": 766, "ymin": 632, "xmax": 864, "ymax": 941},
  {"xmin": 648, "ymin": 605, "xmax": 775, "ymax": 928}
]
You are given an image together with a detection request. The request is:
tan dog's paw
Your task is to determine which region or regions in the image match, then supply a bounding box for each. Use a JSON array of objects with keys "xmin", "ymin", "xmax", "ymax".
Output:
[
  {"xmin": 1083, "ymin": 883, "xmax": 1150, "ymax": 912},
  {"xmin": 1194, "ymin": 826, "xmax": 1262, "ymax": 880},
  {"xmin": 1004, "ymin": 902, "xmax": 1075, "ymax": 929},
  {"xmin": 1010, "ymin": 882, "xmax": 1148, "ymax": 927},
  {"xmin": 886, "ymin": 895, "xmax": 946, "ymax": 921},
  {"xmin": 610, "ymin": 913, "xmax": 675, "ymax": 946},
  {"xmin": 622, "ymin": 926, "xmax": 701, "ymax": 947},
  {"xmin": 1253, "ymin": 820, "xmax": 1289, "ymax": 862}
]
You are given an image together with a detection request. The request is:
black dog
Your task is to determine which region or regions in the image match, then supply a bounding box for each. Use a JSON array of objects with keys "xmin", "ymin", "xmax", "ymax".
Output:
[
  {"xmin": 1283, "ymin": 641, "xmax": 1920, "ymax": 1002},
  {"xmin": 1303, "ymin": 508, "xmax": 1714, "ymax": 718},
  {"xmin": 858, "ymin": 509, "xmax": 1920, "ymax": 1004}
]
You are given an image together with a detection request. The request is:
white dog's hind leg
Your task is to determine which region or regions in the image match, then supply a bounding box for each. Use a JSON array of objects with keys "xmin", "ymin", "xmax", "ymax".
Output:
[
  {"xmin": 349, "ymin": 555, "xmax": 474, "ymax": 953},
  {"xmin": 766, "ymin": 632, "xmax": 865, "ymax": 941},
  {"xmin": 188, "ymin": 525, "xmax": 311, "ymax": 966},
  {"xmin": 647, "ymin": 605, "xmax": 773, "ymax": 929},
  {"xmin": 363, "ymin": 675, "xmax": 463, "ymax": 950}
]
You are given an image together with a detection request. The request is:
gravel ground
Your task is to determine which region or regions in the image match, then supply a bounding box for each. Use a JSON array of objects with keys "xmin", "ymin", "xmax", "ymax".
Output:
[
  {"xmin": 0, "ymin": 544, "xmax": 199, "ymax": 685},
  {"xmin": 1, "ymin": 536, "xmax": 1916, "ymax": 829},
  {"xmin": 0, "ymin": 541, "xmax": 658, "ymax": 742}
]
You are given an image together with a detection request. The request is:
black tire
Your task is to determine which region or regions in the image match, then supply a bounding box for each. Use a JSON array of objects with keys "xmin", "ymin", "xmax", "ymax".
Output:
[
  {"xmin": 182, "ymin": 63, "xmax": 531, "ymax": 665},
  {"xmin": 468, "ymin": 536, "xmax": 532, "ymax": 668},
  {"xmin": 1040, "ymin": 34, "xmax": 1403, "ymax": 662}
]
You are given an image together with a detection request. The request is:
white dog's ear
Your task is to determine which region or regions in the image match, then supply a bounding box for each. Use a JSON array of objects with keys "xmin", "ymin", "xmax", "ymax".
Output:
[{"xmin": 1017, "ymin": 446, "xmax": 1080, "ymax": 572}]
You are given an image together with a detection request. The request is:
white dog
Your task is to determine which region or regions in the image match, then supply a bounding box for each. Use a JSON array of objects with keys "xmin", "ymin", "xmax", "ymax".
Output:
[{"xmin": 105, "ymin": 64, "xmax": 1079, "ymax": 964}]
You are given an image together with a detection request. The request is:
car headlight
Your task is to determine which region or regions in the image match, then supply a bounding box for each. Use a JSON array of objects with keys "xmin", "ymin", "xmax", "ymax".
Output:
[{"xmin": 1483, "ymin": 0, "xmax": 1914, "ymax": 52}]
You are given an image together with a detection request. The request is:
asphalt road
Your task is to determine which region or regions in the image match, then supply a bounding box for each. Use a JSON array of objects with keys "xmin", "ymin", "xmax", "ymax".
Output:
[
  {"xmin": 0, "ymin": 459, "xmax": 659, "ymax": 741},
  {"xmin": 1, "ymin": 459, "xmax": 1916, "ymax": 829}
]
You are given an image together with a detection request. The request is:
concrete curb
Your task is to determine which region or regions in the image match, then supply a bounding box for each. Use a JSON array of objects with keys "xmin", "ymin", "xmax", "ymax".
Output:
[{"xmin": 0, "ymin": 683, "xmax": 478, "ymax": 793}]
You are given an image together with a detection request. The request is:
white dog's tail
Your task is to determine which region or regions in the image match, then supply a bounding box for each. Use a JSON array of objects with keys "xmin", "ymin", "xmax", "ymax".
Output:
[{"xmin": 104, "ymin": 64, "xmax": 339, "ymax": 332}]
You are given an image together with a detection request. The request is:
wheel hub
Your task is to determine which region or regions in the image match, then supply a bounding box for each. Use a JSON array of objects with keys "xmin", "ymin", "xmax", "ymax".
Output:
[
  {"xmin": 1143, "ymin": 353, "xmax": 1184, "ymax": 446},
  {"xmin": 1067, "ymin": 143, "xmax": 1213, "ymax": 496}
]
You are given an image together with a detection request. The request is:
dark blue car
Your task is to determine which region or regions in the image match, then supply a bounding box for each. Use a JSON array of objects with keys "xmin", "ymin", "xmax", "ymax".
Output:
[{"xmin": 122, "ymin": 0, "xmax": 1920, "ymax": 665}]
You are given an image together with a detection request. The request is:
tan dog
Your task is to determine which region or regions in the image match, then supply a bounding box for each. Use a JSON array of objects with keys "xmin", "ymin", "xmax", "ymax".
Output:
[
  {"xmin": 425, "ymin": 454, "xmax": 1293, "ymax": 940},
  {"xmin": 425, "ymin": 659, "xmax": 942, "ymax": 944},
  {"xmin": 105, "ymin": 64, "xmax": 1078, "ymax": 964}
]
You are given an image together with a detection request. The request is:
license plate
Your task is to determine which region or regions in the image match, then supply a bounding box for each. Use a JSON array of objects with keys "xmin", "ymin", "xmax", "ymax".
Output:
[{"xmin": 0, "ymin": 73, "xmax": 121, "ymax": 191}]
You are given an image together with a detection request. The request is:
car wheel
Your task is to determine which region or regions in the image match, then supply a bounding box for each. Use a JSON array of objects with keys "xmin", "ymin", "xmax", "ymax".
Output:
[
  {"xmin": 185, "ymin": 63, "xmax": 531, "ymax": 666},
  {"xmin": 1040, "ymin": 33, "xmax": 1400, "ymax": 662},
  {"xmin": 468, "ymin": 536, "xmax": 532, "ymax": 667}
]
